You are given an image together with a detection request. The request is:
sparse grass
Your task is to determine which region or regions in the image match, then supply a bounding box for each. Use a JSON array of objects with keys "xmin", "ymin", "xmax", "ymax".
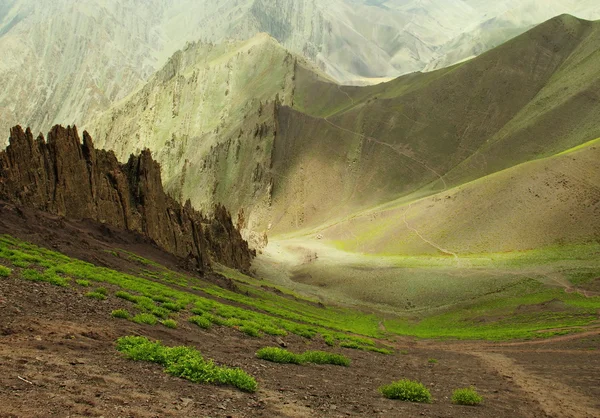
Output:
[
  {"xmin": 240, "ymin": 324, "xmax": 261, "ymax": 337},
  {"xmin": 132, "ymin": 313, "xmax": 158, "ymax": 325},
  {"xmin": 256, "ymin": 347, "xmax": 350, "ymax": 366},
  {"xmin": 379, "ymin": 379, "xmax": 432, "ymax": 403},
  {"xmin": 0, "ymin": 265, "xmax": 11, "ymax": 277},
  {"xmin": 428, "ymin": 358, "xmax": 438, "ymax": 364},
  {"xmin": 256, "ymin": 347, "xmax": 303, "ymax": 364},
  {"xmin": 76, "ymin": 279, "xmax": 90, "ymax": 287},
  {"xmin": 111, "ymin": 309, "xmax": 131, "ymax": 319},
  {"xmin": 162, "ymin": 319, "xmax": 178, "ymax": 329},
  {"xmin": 85, "ymin": 291, "xmax": 107, "ymax": 300},
  {"xmin": 21, "ymin": 268, "xmax": 69, "ymax": 287},
  {"xmin": 301, "ymin": 350, "xmax": 351, "ymax": 366},
  {"xmin": 3, "ymin": 234, "xmax": 597, "ymax": 344},
  {"xmin": 115, "ymin": 290, "xmax": 138, "ymax": 302},
  {"xmin": 116, "ymin": 336, "xmax": 257, "ymax": 392},
  {"xmin": 452, "ymin": 387, "xmax": 483, "ymax": 406},
  {"xmin": 188, "ymin": 315, "xmax": 212, "ymax": 329}
]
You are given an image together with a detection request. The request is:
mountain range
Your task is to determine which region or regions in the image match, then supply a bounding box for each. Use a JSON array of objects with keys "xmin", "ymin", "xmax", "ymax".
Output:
[
  {"xmin": 1, "ymin": 0, "xmax": 600, "ymax": 145},
  {"xmin": 86, "ymin": 14, "xmax": 600, "ymax": 254}
]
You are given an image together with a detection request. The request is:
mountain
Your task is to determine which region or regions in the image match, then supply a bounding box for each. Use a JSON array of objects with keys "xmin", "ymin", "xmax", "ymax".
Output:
[
  {"xmin": 0, "ymin": 124, "xmax": 254, "ymax": 271},
  {"xmin": 89, "ymin": 15, "xmax": 600, "ymax": 255},
  {"xmin": 2, "ymin": 0, "xmax": 600, "ymax": 146}
]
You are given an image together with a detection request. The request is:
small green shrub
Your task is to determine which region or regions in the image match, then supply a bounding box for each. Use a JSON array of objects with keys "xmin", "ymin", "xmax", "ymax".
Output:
[
  {"xmin": 95, "ymin": 287, "xmax": 108, "ymax": 296},
  {"xmin": 301, "ymin": 351, "xmax": 350, "ymax": 366},
  {"xmin": 452, "ymin": 387, "xmax": 483, "ymax": 406},
  {"xmin": 162, "ymin": 302, "xmax": 183, "ymax": 312},
  {"xmin": 111, "ymin": 309, "xmax": 131, "ymax": 319},
  {"xmin": 21, "ymin": 269, "xmax": 69, "ymax": 286},
  {"xmin": 260, "ymin": 325, "xmax": 287, "ymax": 336},
  {"xmin": 116, "ymin": 291, "xmax": 138, "ymax": 302},
  {"xmin": 76, "ymin": 279, "xmax": 90, "ymax": 287},
  {"xmin": 115, "ymin": 336, "xmax": 257, "ymax": 392},
  {"xmin": 379, "ymin": 379, "xmax": 432, "ymax": 403},
  {"xmin": 340, "ymin": 341, "xmax": 360, "ymax": 349},
  {"xmin": 256, "ymin": 347, "xmax": 303, "ymax": 364},
  {"xmin": 256, "ymin": 347, "xmax": 350, "ymax": 366},
  {"xmin": 132, "ymin": 313, "xmax": 158, "ymax": 325},
  {"xmin": 322, "ymin": 334, "xmax": 336, "ymax": 346},
  {"xmin": 85, "ymin": 291, "xmax": 107, "ymax": 300},
  {"xmin": 240, "ymin": 324, "xmax": 261, "ymax": 337},
  {"xmin": 428, "ymin": 358, "xmax": 438, "ymax": 364},
  {"xmin": 0, "ymin": 265, "xmax": 11, "ymax": 277},
  {"xmin": 189, "ymin": 315, "xmax": 212, "ymax": 329},
  {"xmin": 162, "ymin": 319, "xmax": 178, "ymax": 329}
]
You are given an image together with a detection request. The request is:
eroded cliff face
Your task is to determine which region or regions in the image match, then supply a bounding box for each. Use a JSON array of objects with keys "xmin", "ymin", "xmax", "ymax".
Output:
[{"xmin": 0, "ymin": 125, "xmax": 254, "ymax": 272}]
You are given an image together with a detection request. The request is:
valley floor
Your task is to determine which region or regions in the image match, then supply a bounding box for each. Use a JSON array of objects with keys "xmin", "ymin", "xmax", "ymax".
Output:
[{"xmin": 1, "ymin": 275, "xmax": 599, "ymax": 418}]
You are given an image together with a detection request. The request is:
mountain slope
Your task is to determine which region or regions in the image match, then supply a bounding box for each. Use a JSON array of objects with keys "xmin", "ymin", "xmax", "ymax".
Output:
[
  {"xmin": 268, "ymin": 15, "xmax": 600, "ymax": 236},
  {"xmin": 89, "ymin": 15, "xmax": 600, "ymax": 254},
  {"xmin": 2, "ymin": 0, "xmax": 600, "ymax": 146},
  {"xmin": 322, "ymin": 137, "xmax": 600, "ymax": 255}
]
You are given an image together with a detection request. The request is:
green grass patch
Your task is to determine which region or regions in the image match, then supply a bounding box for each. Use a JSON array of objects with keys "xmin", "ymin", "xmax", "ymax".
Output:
[
  {"xmin": 76, "ymin": 279, "xmax": 90, "ymax": 287},
  {"xmin": 111, "ymin": 309, "xmax": 131, "ymax": 319},
  {"xmin": 188, "ymin": 315, "xmax": 212, "ymax": 329},
  {"xmin": 256, "ymin": 347, "xmax": 350, "ymax": 366},
  {"xmin": 85, "ymin": 291, "xmax": 107, "ymax": 300},
  {"xmin": 240, "ymin": 323, "xmax": 261, "ymax": 337},
  {"xmin": 116, "ymin": 336, "xmax": 257, "ymax": 392},
  {"xmin": 379, "ymin": 379, "xmax": 432, "ymax": 403},
  {"xmin": 452, "ymin": 387, "xmax": 483, "ymax": 406},
  {"xmin": 132, "ymin": 313, "xmax": 158, "ymax": 325},
  {"xmin": 428, "ymin": 358, "xmax": 438, "ymax": 364},
  {"xmin": 162, "ymin": 319, "xmax": 178, "ymax": 329},
  {"xmin": 0, "ymin": 265, "xmax": 11, "ymax": 277},
  {"xmin": 21, "ymin": 268, "xmax": 69, "ymax": 287}
]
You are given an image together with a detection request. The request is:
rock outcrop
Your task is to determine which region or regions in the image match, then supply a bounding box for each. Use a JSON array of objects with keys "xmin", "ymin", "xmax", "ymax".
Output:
[{"xmin": 0, "ymin": 125, "xmax": 254, "ymax": 273}]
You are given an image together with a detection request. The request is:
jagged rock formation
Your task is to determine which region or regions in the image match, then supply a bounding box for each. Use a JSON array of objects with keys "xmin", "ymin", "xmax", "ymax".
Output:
[{"xmin": 0, "ymin": 125, "xmax": 254, "ymax": 272}]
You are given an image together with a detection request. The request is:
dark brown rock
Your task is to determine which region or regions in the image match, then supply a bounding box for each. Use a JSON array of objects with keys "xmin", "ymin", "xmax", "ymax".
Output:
[{"xmin": 0, "ymin": 125, "xmax": 254, "ymax": 272}]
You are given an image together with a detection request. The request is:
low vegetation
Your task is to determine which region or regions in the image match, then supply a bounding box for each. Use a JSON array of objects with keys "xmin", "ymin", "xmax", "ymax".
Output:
[
  {"xmin": 161, "ymin": 319, "xmax": 178, "ymax": 329},
  {"xmin": 76, "ymin": 279, "xmax": 90, "ymax": 287},
  {"xmin": 256, "ymin": 347, "xmax": 350, "ymax": 367},
  {"xmin": 85, "ymin": 290, "xmax": 107, "ymax": 300},
  {"xmin": 132, "ymin": 313, "xmax": 158, "ymax": 325},
  {"xmin": 116, "ymin": 336, "xmax": 257, "ymax": 392},
  {"xmin": 111, "ymin": 309, "xmax": 131, "ymax": 319},
  {"xmin": 379, "ymin": 379, "xmax": 432, "ymax": 403},
  {"xmin": 452, "ymin": 387, "xmax": 483, "ymax": 406},
  {"xmin": 0, "ymin": 265, "xmax": 11, "ymax": 277}
]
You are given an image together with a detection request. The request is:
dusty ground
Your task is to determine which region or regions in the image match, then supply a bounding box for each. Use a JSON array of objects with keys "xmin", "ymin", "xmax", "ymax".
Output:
[
  {"xmin": 1, "ymin": 275, "xmax": 599, "ymax": 418},
  {"xmin": 0, "ymin": 201, "xmax": 599, "ymax": 417}
]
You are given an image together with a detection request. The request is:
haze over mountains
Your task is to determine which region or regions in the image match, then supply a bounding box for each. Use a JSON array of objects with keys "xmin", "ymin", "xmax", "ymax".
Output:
[{"xmin": 1, "ymin": 0, "xmax": 600, "ymax": 143}]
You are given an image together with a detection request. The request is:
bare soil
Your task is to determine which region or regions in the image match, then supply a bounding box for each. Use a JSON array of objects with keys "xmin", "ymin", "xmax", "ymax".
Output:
[{"xmin": 0, "ymin": 201, "xmax": 599, "ymax": 417}]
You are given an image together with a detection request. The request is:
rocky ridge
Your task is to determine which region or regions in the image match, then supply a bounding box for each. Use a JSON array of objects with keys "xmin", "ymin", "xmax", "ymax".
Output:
[{"xmin": 0, "ymin": 125, "xmax": 254, "ymax": 272}]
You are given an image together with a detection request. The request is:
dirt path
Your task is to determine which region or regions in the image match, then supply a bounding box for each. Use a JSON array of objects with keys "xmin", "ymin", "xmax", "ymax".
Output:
[{"xmin": 474, "ymin": 352, "xmax": 598, "ymax": 418}]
